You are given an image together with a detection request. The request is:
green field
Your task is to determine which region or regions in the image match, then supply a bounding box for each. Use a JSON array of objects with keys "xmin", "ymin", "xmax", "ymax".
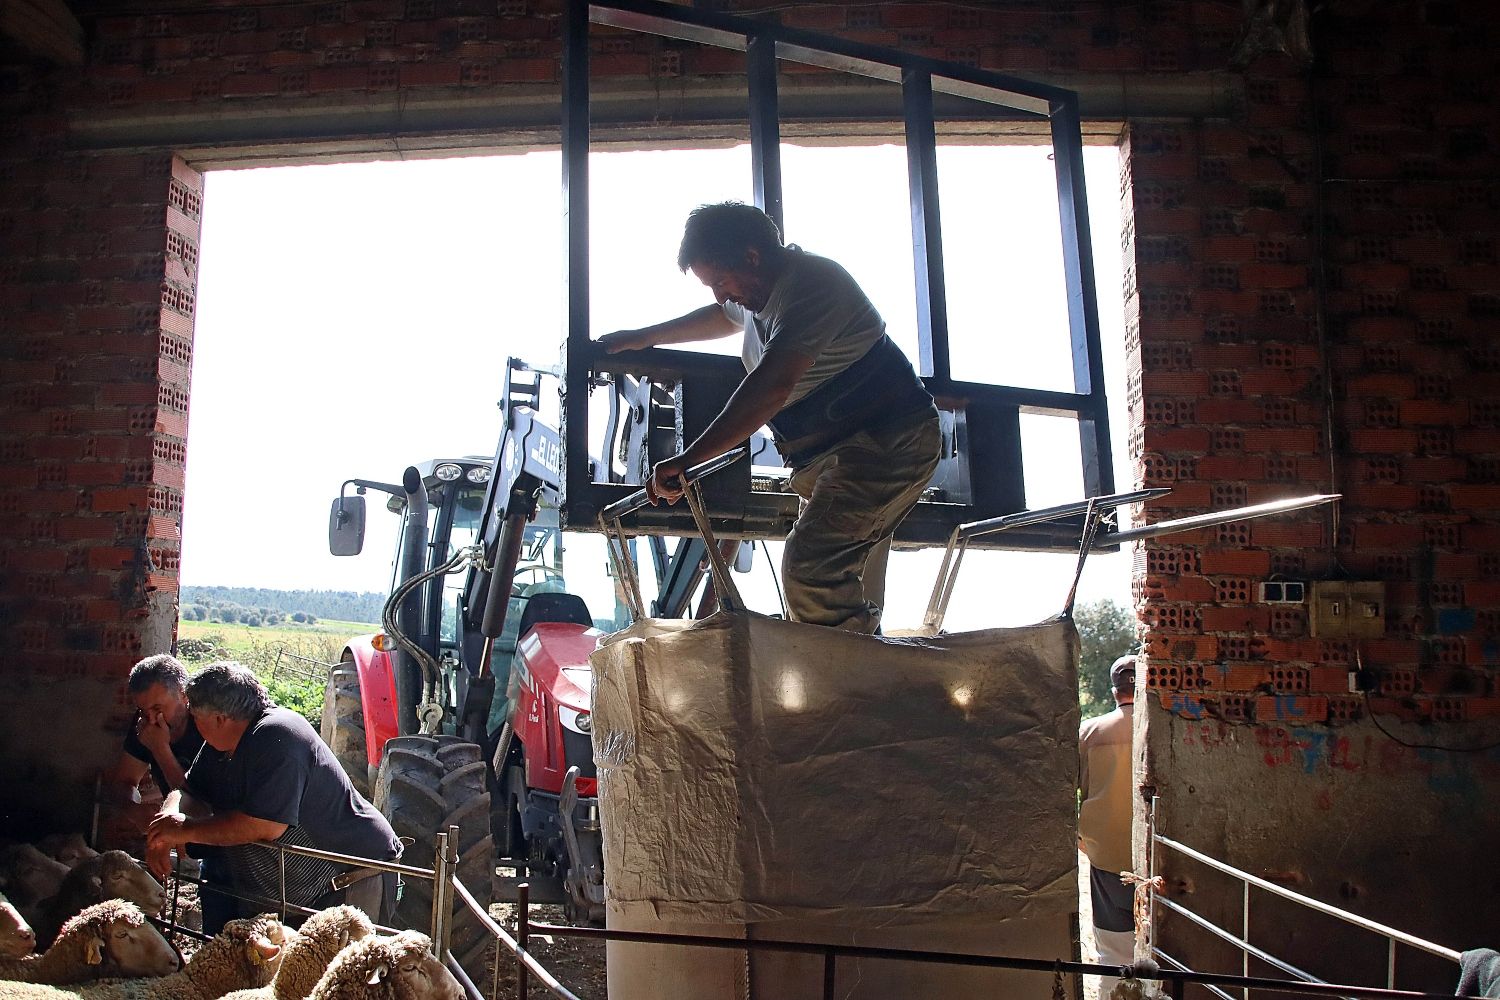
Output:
[
  {"xmin": 177, "ymin": 617, "xmax": 377, "ymax": 664},
  {"xmin": 176, "ymin": 618, "xmax": 379, "ymax": 726}
]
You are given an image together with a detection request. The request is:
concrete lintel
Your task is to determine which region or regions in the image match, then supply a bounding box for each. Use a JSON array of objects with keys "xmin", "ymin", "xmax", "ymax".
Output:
[{"xmin": 68, "ymin": 71, "xmax": 1230, "ymax": 166}]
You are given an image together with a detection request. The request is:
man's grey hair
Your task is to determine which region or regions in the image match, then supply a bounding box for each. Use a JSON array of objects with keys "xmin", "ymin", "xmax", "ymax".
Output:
[
  {"xmin": 186, "ymin": 661, "xmax": 272, "ymax": 721},
  {"xmin": 127, "ymin": 654, "xmax": 189, "ymax": 696}
]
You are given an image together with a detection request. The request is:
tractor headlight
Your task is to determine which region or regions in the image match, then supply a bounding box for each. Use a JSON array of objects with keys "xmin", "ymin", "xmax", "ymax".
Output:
[
  {"xmin": 466, "ymin": 466, "xmax": 491, "ymax": 484},
  {"xmin": 434, "ymin": 463, "xmax": 463, "ymax": 482},
  {"xmin": 560, "ymin": 706, "xmax": 592, "ymax": 735}
]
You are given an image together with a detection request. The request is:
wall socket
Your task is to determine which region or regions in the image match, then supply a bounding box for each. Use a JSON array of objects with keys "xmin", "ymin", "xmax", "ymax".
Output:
[
  {"xmin": 1259, "ymin": 580, "xmax": 1306, "ymax": 604},
  {"xmin": 1309, "ymin": 581, "xmax": 1385, "ymax": 638}
]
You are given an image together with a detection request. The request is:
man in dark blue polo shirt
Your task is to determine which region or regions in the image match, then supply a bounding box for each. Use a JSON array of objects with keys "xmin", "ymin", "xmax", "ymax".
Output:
[
  {"xmin": 105, "ymin": 654, "xmax": 205, "ymax": 806},
  {"xmin": 145, "ymin": 662, "xmax": 400, "ymax": 932}
]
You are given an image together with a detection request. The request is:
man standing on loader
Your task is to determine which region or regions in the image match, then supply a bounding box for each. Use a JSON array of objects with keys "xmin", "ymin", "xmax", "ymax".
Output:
[{"xmin": 600, "ymin": 202, "xmax": 941, "ymax": 633}]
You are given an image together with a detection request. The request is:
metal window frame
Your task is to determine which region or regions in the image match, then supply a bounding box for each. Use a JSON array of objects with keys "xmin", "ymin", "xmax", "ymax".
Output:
[{"xmin": 561, "ymin": 0, "xmax": 1113, "ymax": 550}]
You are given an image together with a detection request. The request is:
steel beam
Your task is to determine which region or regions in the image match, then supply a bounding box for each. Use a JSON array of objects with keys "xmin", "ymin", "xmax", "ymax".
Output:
[
  {"xmin": 561, "ymin": 0, "xmax": 593, "ymax": 522},
  {"xmin": 903, "ymin": 68, "xmax": 951, "ymax": 384},
  {"xmin": 747, "ymin": 33, "xmax": 783, "ymax": 232},
  {"xmin": 1049, "ymin": 93, "xmax": 1114, "ymax": 498}
]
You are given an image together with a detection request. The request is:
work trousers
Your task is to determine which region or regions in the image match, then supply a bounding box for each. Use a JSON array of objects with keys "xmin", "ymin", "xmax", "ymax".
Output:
[
  {"xmin": 1089, "ymin": 864, "xmax": 1137, "ymax": 997},
  {"xmin": 783, "ymin": 412, "xmax": 941, "ymax": 632}
]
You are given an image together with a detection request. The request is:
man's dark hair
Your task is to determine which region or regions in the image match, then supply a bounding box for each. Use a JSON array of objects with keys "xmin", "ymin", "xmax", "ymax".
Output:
[
  {"xmin": 185, "ymin": 661, "xmax": 272, "ymax": 721},
  {"xmin": 676, "ymin": 201, "xmax": 783, "ymax": 272},
  {"xmin": 127, "ymin": 654, "xmax": 189, "ymax": 696}
]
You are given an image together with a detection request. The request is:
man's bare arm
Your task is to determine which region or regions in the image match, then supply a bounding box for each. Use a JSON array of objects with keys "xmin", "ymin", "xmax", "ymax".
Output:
[
  {"xmin": 170, "ymin": 810, "xmax": 288, "ymax": 847},
  {"xmin": 598, "ymin": 304, "xmax": 739, "ymax": 353},
  {"xmin": 102, "ymin": 754, "xmax": 150, "ymax": 802},
  {"xmin": 135, "ymin": 712, "xmax": 187, "ymax": 791},
  {"xmin": 146, "ymin": 793, "xmax": 289, "ymax": 878},
  {"xmin": 649, "ymin": 346, "xmax": 816, "ymax": 502}
]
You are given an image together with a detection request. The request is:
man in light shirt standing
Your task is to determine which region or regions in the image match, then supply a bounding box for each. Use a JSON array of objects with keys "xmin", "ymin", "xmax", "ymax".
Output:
[
  {"xmin": 601, "ymin": 202, "xmax": 941, "ymax": 633},
  {"xmin": 1079, "ymin": 654, "xmax": 1138, "ymax": 995}
]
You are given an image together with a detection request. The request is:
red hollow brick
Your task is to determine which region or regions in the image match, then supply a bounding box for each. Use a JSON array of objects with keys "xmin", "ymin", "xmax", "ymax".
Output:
[
  {"xmin": 1200, "ymin": 549, "xmax": 1273, "ymax": 576},
  {"xmin": 86, "ymin": 546, "xmax": 135, "ymax": 570},
  {"xmin": 1255, "ymin": 695, "xmax": 1329, "ymax": 723}
]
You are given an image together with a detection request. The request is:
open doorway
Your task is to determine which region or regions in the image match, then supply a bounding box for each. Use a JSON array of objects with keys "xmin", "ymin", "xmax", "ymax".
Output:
[{"xmin": 182, "ymin": 141, "xmax": 1131, "ymax": 638}]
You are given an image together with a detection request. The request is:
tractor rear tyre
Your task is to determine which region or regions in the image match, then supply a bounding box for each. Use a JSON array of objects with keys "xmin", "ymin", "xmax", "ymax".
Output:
[
  {"xmin": 320, "ymin": 660, "xmax": 369, "ymax": 798},
  {"xmin": 373, "ymin": 735, "xmax": 496, "ymax": 978}
]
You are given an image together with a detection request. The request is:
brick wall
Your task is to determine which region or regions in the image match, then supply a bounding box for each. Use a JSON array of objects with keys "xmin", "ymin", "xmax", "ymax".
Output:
[
  {"xmin": 1, "ymin": 0, "xmax": 1497, "ymax": 984},
  {"xmin": 0, "ymin": 120, "xmax": 199, "ymax": 831},
  {"xmin": 1122, "ymin": 0, "xmax": 1500, "ymax": 985}
]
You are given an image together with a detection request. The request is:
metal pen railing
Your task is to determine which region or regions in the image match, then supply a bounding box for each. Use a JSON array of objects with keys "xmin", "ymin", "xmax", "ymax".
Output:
[
  {"xmin": 1148, "ymin": 800, "xmax": 1461, "ymax": 999},
  {"xmin": 150, "ymin": 828, "xmax": 1463, "ymax": 1000}
]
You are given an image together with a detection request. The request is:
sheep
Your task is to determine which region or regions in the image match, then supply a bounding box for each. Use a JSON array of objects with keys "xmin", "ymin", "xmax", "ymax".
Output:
[
  {"xmin": 0, "ymin": 847, "xmax": 69, "ymax": 912},
  {"xmin": 0, "ymin": 892, "xmax": 36, "ymax": 959},
  {"xmin": 0, "ymin": 913, "xmax": 289, "ymax": 1000},
  {"xmin": 305, "ymin": 932, "xmax": 462, "ymax": 1000},
  {"xmin": 36, "ymin": 837, "xmax": 98, "ymax": 871},
  {"xmin": 218, "ymin": 907, "xmax": 374, "ymax": 1000},
  {"xmin": 32, "ymin": 853, "xmax": 166, "ymax": 950},
  {"xmin": 0, "ymin": 900, "xmax": 179, "ymax": 985}
]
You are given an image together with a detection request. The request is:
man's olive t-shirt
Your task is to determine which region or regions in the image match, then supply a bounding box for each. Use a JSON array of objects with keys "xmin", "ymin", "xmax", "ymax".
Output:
[{"xmin": 722, "ymin": 247, "xmax": 886, "ymax": 406}]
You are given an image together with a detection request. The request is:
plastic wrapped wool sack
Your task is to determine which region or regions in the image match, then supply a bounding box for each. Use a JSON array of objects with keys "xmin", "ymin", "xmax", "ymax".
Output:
[{"xmin": 591, "ymin": 611, "xmax": 1083, "ymax": 999}]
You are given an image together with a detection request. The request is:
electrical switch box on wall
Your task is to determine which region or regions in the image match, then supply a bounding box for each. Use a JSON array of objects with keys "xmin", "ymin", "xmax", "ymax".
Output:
[{"xmin": 1309, "ymin": 581, "xmax": 1386, "ymax": 638}]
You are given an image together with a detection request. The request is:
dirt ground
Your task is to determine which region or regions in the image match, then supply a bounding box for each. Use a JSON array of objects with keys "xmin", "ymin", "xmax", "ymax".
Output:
[
  {"xmin": 476, "ymin": 857, "xmax": 1105, "ymax": 1000},
  {"xmin": 485, "ymin": 902, "xmax": 607, "ymax": 1000}
]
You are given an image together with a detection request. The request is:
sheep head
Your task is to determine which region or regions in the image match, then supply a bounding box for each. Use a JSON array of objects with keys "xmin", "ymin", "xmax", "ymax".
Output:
[
  {"xmin": 37, "ymin": 834, "xmax": 99, "ymax": 869},
  {"xmin": 316, "ymin": 932, "xmax": 462, "ymax": 1000},
  {"xmin": 0, "ymin": 894, "xmax": 36, "ymax": 959},
  {"xmin": 69, "ymin": 900, "xmax": 179, "ymax": 978},
  {"xmin": 81, "ymin": 851, "xmax": 167, "ymax": 915},
  {"xmin": 0, "ymin": 844, "xmax": 70, "ymax": 906},
  {"xmin": 295, "ymin": 905, "xmax": 373, "ymax": 956},
  {"xmin": 184, "ymin": 913, "xmax": 290, "ymax": 997}
]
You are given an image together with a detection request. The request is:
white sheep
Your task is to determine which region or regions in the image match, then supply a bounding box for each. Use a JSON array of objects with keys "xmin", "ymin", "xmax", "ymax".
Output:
[
  {"xmin": 0, "ymin": 913, "xmax": 290, "ymax": 1000},
  {"xmin": 33, "ymin": 853, "xmax": 166, "ymax": 950},
  {"xmin": 0, "ymin": 900, "xmax": 179, "ymax": 985},
  {"xmin": 218, "ymin": 907, "xmax": 373, "ymax": 1000},
  {"xmin": 35, "ymin": 837, "xmax": 98, "ymax": 871},
  {"xmin": 0, "ymin": 892, "xmax": 36, "ymax": 959},
  {"xmin": 306, "ymin": 931, "xmax": 462, "ymax": 1000},
  {"xmin": 0, "ymin": 847, "xmax": 69, "ymax": 912}
]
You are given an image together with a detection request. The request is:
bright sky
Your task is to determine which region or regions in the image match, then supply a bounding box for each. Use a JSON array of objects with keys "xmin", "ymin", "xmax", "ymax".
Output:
[{"xmin": 185, "ymin": 141, "xmax": 1133, "ymax": 631}]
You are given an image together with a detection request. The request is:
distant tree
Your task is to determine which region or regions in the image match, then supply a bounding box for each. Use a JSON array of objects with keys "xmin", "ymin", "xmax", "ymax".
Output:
[
  {"xmin": 290, "ymin": 611, "xmax": 308, "ymax": 624},
  {"xmin": 219, "ymin": 606, "xmax": 239, "ymax": 624},
  {"xmin": 179, "ymin": 586, "xmax": 384, "ymax": 624},
  {"xmin": 1075, "ymin": 598, "xmax": 1138, "ymax": 719},
  {"xmin": 243, "ymin": 613, "xmax": 261, "ymax": 627},
  {"xmin": 265, "ymin": 612, "xmax": 282, "ymax": 625},
  {"xmin": 306, "ymin": 613, "xmax": 318, "ymax": 625}
]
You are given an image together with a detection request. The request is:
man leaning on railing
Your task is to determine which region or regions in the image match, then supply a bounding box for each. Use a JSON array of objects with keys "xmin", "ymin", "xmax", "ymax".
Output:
[{"xmin": 145, "ymin": 662, "xmax": 401, "ymax": 932}]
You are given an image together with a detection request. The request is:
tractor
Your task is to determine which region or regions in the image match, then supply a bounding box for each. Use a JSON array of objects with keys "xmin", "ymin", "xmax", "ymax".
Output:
[{"xmin": 319, "ymin": 359, "xmax": 730, "ymax": 966}]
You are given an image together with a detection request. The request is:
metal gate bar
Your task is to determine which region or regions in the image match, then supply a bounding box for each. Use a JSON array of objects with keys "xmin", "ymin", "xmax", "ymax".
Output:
[
  {"xmin": 1151, "ymin": 829, "xmax": 1460, "ymax": 997},
  {"xmin": 559, "ymin": 0, "xmax": 1115, "ymax": 542}
]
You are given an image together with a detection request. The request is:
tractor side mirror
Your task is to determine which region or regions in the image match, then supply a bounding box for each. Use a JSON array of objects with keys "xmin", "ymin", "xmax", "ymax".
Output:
[
  {"xmin": 329, "ymin": 495, "xmax": 366, "ymax": 556},
  {"xmin": 733, "ymin": 540, "xmax": 754, "ymax": 573}
]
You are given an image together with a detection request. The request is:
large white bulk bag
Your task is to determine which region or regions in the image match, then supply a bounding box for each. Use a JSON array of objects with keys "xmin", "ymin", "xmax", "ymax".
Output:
[{"xmin": 591, "ymin": 611, "xmax": 1081, "ymax": 999}]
